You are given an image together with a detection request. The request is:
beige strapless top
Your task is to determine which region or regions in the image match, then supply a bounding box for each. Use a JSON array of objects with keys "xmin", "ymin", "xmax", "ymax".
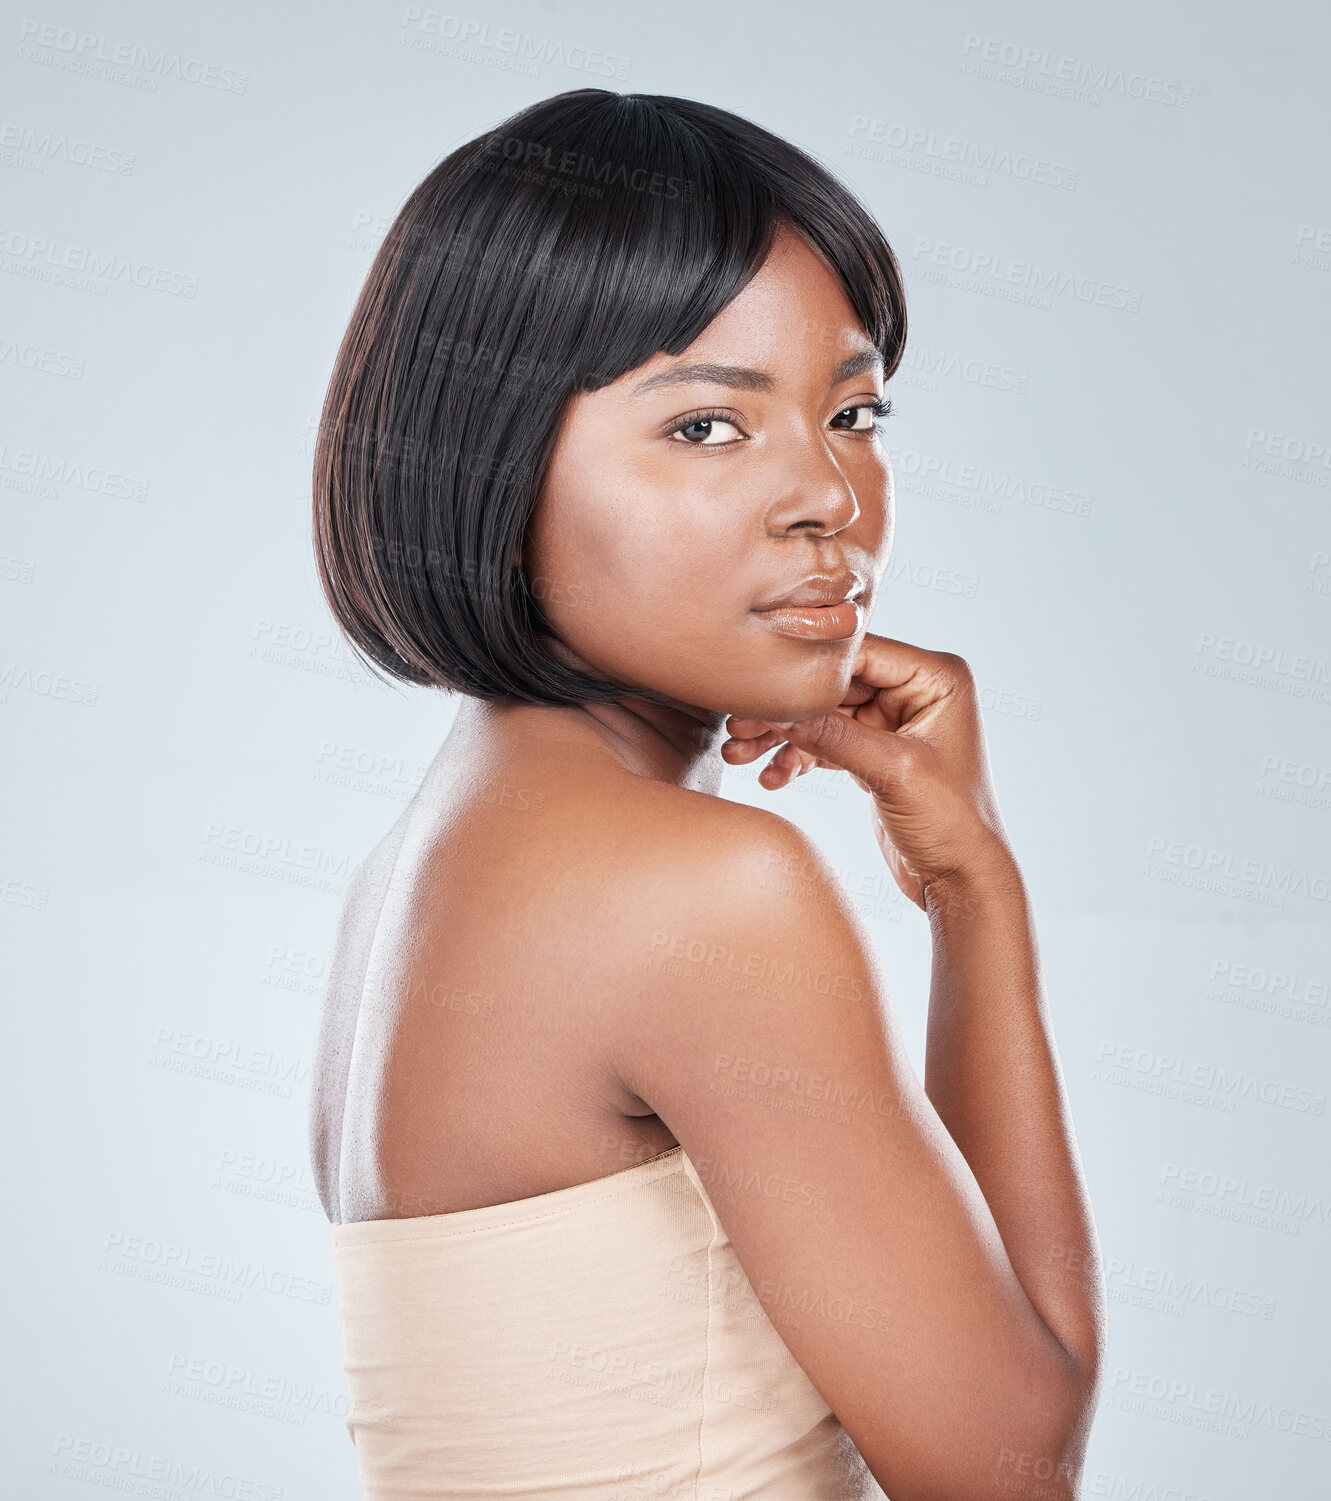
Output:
[{"xmin": 327, "ymin": 1144, "xmax": 885, "ymax": 1499}]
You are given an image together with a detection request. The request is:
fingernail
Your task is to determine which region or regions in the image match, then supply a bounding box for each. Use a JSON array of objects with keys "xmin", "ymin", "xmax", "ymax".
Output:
[{"xmin": 768, "ymin": 721, "xmax": 795, "ymax": 730}]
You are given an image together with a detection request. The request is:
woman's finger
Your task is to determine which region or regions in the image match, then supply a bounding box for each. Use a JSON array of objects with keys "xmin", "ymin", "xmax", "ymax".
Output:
[
  {"xmin": 723, "ymin": 726, "xmax": 786, "ymax": 762},
  {"xmin": 723, "ymin": 705, "xmax": 863, "ymax": 786},
  {"xmin": 772, "ymin": 704, "xmax": 917, "ymax": 797},
  {"xmin": 845, "ymin": 635, "xmax": 971, "ymax": 735},
  {"xmin": 758, "ymin": 740, "xmax": 812, "ymax": 790},
  {"xmin": 724, "ymin": 716, "xmax": 785, "ymax": 742},
  {"xmin": 726, "ymin": 692, "xmax": 869, "ymax": 744}
]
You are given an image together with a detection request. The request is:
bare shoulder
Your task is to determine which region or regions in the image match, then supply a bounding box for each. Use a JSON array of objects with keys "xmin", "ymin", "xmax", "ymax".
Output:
[
  {"xmin": 583, "ymin": 776, "xmax": 1079, "ymax": 1497},
  {"xmin": 443, "ymin": 750, "xmax": 849, "ymax": 918},
  {"xmin": 586, "ymin": 774, "xmax": 887, "ymax": 1000},
  {"xmin": 551, "ymin": 765, "xmax": 870, "ymax": 919},
  {"xmin": 556, "ymin": 775, "xmax": 896, "ymax": 1128},
  {"xmin": 476, "ymin": 761, "xmax": 887, "ymax": 1038}
]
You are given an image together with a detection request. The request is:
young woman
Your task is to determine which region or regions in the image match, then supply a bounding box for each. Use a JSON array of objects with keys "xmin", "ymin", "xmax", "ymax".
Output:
[{"xmin": 309, "ymin": 88, "xmax": 1106, "ymax": 1500}]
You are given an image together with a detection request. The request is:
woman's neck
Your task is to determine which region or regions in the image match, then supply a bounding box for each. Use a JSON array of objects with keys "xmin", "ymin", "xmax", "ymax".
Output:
[{"xmin": 449, "ymin": 693, "xmax": 730, "ymax": 797}]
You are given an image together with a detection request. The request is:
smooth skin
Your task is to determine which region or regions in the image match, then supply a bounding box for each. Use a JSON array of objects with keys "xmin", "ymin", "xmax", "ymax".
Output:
[{"xmin": 311, "ymin": 226, "xmax": 1107, "ymax": 1501}]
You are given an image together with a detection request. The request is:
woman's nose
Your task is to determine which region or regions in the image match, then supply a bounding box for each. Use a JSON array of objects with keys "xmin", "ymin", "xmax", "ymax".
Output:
[{"xmin": 761, "ymin": 432, "xmax": 862, "ymax": 535}]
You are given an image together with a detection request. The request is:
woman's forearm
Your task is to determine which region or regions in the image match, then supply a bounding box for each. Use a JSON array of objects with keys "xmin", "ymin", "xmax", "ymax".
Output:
[{"xmin": 922, "ymin": 852, "xmax": 1107, "ymax": 1385}]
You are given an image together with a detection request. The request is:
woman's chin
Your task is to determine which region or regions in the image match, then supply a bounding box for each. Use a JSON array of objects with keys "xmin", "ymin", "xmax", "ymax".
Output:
[
  {"xmin": 736, "ymin": 659, "xmax": 863, "ymax": 722},
  {"xmin": 728, "ymin": 690, "xmax": 854, "ymax": 724}
]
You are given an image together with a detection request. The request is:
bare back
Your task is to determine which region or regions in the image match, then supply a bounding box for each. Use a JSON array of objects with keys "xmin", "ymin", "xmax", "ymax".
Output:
[{"xmin": 310, "ymin": 715, "xmax": 685, "ymax": 1225}]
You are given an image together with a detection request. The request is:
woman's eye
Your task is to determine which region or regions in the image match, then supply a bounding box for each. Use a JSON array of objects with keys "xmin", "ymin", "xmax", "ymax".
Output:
[
  {"xmin": 668, "ymin": 414, "xmax": 745, "ymax": 446},
  {"xmin": 830, "ymin": 402, "xmax": 886, "ymax": 432}
]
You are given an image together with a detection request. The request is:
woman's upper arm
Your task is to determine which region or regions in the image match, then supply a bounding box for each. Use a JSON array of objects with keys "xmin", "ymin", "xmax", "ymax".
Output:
[{"xmin": 605, "ymin": 801, "xmax": 1083, "ymax": 1500}]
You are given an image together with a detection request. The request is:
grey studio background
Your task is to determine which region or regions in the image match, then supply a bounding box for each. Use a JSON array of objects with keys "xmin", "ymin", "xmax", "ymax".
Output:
[{"xmin": 2, "ymin": 1, "xmax": 1328, "ymax": 1496}]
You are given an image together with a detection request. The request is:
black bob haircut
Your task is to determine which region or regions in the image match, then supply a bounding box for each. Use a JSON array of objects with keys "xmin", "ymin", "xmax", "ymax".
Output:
[{"xmin": 313, "ymin": 89, "xmax": 907, "ymax": 707}]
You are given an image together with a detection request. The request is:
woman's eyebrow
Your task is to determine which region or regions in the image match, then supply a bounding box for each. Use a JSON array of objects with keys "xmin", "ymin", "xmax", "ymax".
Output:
[
  {"xmin": 631, "ymin": 349, "xmax": 882, "ymax": 397},
  {"xmin": 632, "ymin": 362, "xmax": 774, "ymax": 395}
]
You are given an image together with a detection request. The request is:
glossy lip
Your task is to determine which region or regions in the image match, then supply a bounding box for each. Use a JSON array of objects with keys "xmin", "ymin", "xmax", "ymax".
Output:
[
  {"xmin": 751, "ymin": 597, "xmax": 865, "ymax": 641},
  {"xmin": 752, "ymin": 569, "xmax": 865, "ymax": 612}
]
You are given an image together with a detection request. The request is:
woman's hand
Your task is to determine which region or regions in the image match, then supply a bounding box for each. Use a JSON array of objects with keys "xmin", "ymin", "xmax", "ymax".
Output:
[{"xmin": 721, "ymin": 634, "xmax": 1015, "ymax": 909}]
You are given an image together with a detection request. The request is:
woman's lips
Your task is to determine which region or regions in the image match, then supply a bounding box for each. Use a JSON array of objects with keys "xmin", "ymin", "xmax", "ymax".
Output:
[{"xmin": 751, "ymin": 598, "xmax": 863, "ymax": 640}]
